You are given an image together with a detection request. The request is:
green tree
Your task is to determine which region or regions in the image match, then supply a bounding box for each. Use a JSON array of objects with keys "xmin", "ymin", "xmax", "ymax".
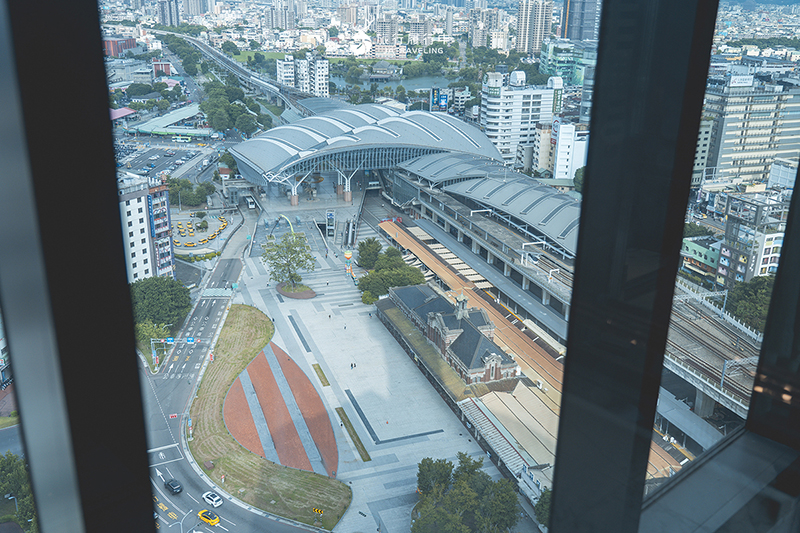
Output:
[
  {"xmin": 684, "ymin": 222, "xmax": 713, "ymax": 238},
  {"xmin": 417, "ymin": 457, "xmax": 453, "ymax": 496},
  {"xmin": 219, "ymin": 151, "xmax": 238, "ymax": 172},
  {"xmin": 262, "ymin": 233, "xmax": 316, "ymax": 289},
  {"xmin": 135, "ymin": 320, "xmax": 173, "ymax": 348},
  {"xmin": 477, "ymin": 479, "xmax": 519, "ymax": 532},
  {"xmin": 221, "ymin": 40, "xmax": 241, "ymax": 56},
  {"xmin": 0, "ymin": 451, "xmax": 38, "ymax": 532},
  {"xmin": 453, "ymin": 451, "xmax": 483, "ymax": 483},
  {"xmin": 534, "ymin": 488, "xmax": 552, "ymax": 527},
  {"xmin": 726, "ymin": 275, "xmax": 775, "ymax": 332},
  {"xmin": 250, "ymin": 39, "xmax": 260, "ymax": 49},
  {"xmin": 208, "ymin": 107, "xmax": 231, "ymax": 130},
  {"xmin": 236, "ymin": 113, "xmax": 258, "ymax": 136},
  {"xmin": 374, "ymin": 246, "xmax": 404, "ymax": 271},
  {"xmin": 200, "ymin": 61, "xmax": 210, "ymax": 74},
  {"xmin": 130, "ymin": 276, "xmax": 191, "ymax": 326},
  {"xmin": 328, "ymin": 26, "xmax": 339, "ymax": 37},
  {"xmin": 573, "ymin": 166, "xmax": 585, "ymax": 193},
  {"xmin": 156, "ymin": 99, "xmax": 170, "ymax": 111},
  {"xmin": 183, "ymin": 61, "xmax": 198, "ymax": 76},
  {"xmin": 412, "ymin": 498, "xmax": 469, "ymax": 533},
  {"xmin": 357, "ymin": 237, "xmax": 382, "ymax": 269},
  {"xmin": 126, "ymin": 82, "xmax": 154, "ymax": 96},
  {"xmin": 195, "ymin": 211, "xmax": 207, "ymax": 219}
]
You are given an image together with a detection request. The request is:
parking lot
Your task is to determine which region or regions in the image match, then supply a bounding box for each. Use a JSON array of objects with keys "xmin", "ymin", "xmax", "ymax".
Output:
[{"xmin": 171, "ymin": 214, "xmax": 229, "ymax": 253}]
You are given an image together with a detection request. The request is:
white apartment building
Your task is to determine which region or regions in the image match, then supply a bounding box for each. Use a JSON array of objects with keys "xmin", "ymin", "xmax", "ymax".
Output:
[
  {"xmin": 480, "ymin": 71, "xmax": 563, "ymax": 164},
  {"xmin": 295, "ymin": 57, "xmax": 310, "ymax": 92},
  {"xmin": 118, "ymin": 174, "xmax": 174, "ymax": 283},
  {"xmin": 277, "ymin": 55, "xmax": 295, "ymax": 87},
  {"xmin": 309, "ymin": 55, "xmax": 329, "ymax": 97},
  {"xmin": 768, "ymin": 157, "xmax": 798, "ymax": 189},
  {"xmin": 516, "ymin": 0, "xmax": 552, "ymax": 55},
  {"xmin": 552, "ymin": 119, "xmax": 589, "ymax": 181}
]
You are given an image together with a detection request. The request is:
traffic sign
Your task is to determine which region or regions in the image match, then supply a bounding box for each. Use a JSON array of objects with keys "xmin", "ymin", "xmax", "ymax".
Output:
[
  {"xmin": 187, "ymin": 337, "xmax": 195, "ymax": 344},
  {"xmin": 169, "ymin": 414, "xmax": 178, "ymax": 419},
  {"xmin": 166, "ymin": 337, "xmax": 174, "ymax": 343}
]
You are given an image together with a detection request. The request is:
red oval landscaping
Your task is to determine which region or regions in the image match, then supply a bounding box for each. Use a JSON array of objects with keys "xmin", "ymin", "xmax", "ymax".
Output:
[{"xmin": 223, "ymin": 342, "xmax": 337, "ymax": 476}]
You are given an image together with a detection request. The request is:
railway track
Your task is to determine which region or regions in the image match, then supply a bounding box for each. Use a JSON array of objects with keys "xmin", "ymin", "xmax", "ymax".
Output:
[{"xmin": 666, "ymin": 339, "xmax": 753, "ymax": 402}]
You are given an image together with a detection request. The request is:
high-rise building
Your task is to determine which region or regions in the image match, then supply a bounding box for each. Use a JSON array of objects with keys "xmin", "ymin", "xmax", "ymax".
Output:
[
  {"xmin": 516, "ymin": 0, "xmax": 552, "ymax": 56},
  {"xmin": 277, "ymin": 55, "xmax": 295, "ymax": 87},
  {"xmin": 469, "ymin": 8, "xmax": 499, "ymax": 48},
  {"xmin": 337, "ymin": 5, "xmax": 357, "ymax": 25},
  {"xmin": 157, "ymin": 0, "xmax": 180, "ymax": 26},
  {"xmin": 579, "ymin": 65, "xmax": 594, "ymax": 123},
  {"xmin": 704, "ymin": 75, "xmax": 800, "ymax": 182},
  {"xmin": 295, "ymin": 58, "xmax": 310, "ymax": 93},
  {"xmin": 446, "ymin": 8, "xmax": 454, "ymax": 36},
  {"xmin": 552, "ymin": 119, "xmax": 589, "ymax": 181},
  {"xmin": 409, "ymin": 16, "xmax": 433, "ymax": 46},
  {"xmin": 690, "ymin": 117, "xmax": 713, "ymax": 188},
  {"xmin": 481, "ymin": 71, "xmax": 563, "ymax": 164},
  {"xmin": 184, "ymin": 0, "xmax": 208, "ymax": 16},
  {"xmin": 309, "ymin": 55, "xmax": 329, "ymax": 98},
  {"xmin": 118, "ymin": 174, "xmax": 174, "ymax": 283},
  {"xmin": 375, "ymin": 15, "xmax": 398, "ymax": 45},
  {"xmin": 562, "ymin": 0, "xmax": 602, "ymax": 41},
  {"xmin": 539, "ymin": 38, "xmax": 597, "ymax": 86}
]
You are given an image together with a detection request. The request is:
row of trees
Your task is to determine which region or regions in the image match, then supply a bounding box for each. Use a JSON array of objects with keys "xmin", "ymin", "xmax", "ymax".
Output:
[
  {"xmin": 357, "ymin": 239, "xmax": 426, "ymax": 303},
  {"xmin": 130, "ymin": 277, "xmax": 192, "ymax": 348},
  {"xmin": 162, "ymin": 34, "xmax": 201, "ymax": 76},
  {"xmin": 167, "ymin": 177, "xmax": 215, "ymax": 207},
  {"xmin": 0, "ymin": 452, "xmax": 38, "ymax": 532},
  {"xmin": 413, "ymin": 452, "xmax": 519, "ymax": 533}
]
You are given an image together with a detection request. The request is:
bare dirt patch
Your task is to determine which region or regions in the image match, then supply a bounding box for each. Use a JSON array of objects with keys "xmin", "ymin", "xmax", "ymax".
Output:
[{"xmin": 189, "ymin": 304, "xmax": 351, "ymax": 529}]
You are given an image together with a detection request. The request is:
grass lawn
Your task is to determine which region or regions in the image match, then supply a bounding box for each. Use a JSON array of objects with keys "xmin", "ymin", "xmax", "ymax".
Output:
[
  {"xmin": 263, "ymin": 102, "xmax": 285, "ymax": 116},
  {"xmin": 188, "ymin": 304, "xmax": 351, "ymax": 530},
  {"xmin": 0, "ymin": 416, "xmax": 19, "ymax": 431},
  {"xmin": 233, "ymin": 51, "xmax": 287, "ymax": 62}
]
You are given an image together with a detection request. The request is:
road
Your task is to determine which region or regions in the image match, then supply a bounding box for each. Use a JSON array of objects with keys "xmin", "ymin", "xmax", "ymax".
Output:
[
  {"xmin": 142, "ymin": 212, "xmax": 319, "ymax": 532},
  {"xmin": 0, "ymin": 425, "xmax": 22, "ymax": 457}
]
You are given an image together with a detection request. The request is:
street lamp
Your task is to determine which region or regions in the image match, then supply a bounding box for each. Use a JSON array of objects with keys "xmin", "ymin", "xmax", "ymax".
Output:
[
  {"xmin": 5, "ymin": 494, "xmax": 17, "ymax": 514},
  {"xmin": 178, "ymin": 509, "xmax": 194, "ymax": 533}
]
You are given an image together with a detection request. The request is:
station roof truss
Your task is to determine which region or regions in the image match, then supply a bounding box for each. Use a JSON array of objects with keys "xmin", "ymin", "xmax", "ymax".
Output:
[{"xmin": 229, "ymin": 104, "xmax": 503, "ymax": 188}]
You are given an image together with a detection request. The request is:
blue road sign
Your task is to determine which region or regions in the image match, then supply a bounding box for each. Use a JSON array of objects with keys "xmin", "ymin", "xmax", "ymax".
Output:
[
  {"xmin": 166, "ymin": 337, "xmax": 174, "ymax": 343},
  {"xmin": 187, "ymin": 337, "xmax": 195, "ymax": 344}
]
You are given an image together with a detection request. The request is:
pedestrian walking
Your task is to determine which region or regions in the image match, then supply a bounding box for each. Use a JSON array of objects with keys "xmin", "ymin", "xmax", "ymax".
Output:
[
  {"xmin": 344, "ymin": 324, "xmax": 347, "ymax": 330},
  {"xmin": 327, "ymin": 280, "xmax": 329, "ymax": 286}
]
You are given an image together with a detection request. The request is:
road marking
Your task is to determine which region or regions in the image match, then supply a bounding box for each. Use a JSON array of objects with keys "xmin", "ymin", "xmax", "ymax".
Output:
[
  {"xmin": 195, "ymin": 363, "xmax": 201, "ymax": 369},
  {"xmin": 159, "ymin": 452, "xmax": 165, "ymax": 460},
  {"xmin": 148, "ymin": 443, "xmax": 179, "ymax": 453},
  {"xmin": 221, "ymin": 516, "xmax": 237, "ymax": 526},
  {"xmin": 166, "ymin": 467, "xmax": 174, "ymax": 477},
  {"xmin": 216, "ymin": 525, "xmax": 229, "ymax": 531},
  {"xmin": 157, "ymin": 502, "xmax": 168, "ymax": 511},
  {"xmin": 168, "ymin": 512, "xmax": 178, "ymax": 520},
  {"xmin": 185, "ymin": 355, "xmax": 190, "ymax": 361},
  {"xmin": 187, "ymin": 493, "xmax": 199, "ymax": 503}
]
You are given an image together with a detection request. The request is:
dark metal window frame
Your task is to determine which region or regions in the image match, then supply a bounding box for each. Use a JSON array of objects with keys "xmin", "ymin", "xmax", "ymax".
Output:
[{"xmin": 2, "ymin": 0, "xmax": 800, "ymax": 532}]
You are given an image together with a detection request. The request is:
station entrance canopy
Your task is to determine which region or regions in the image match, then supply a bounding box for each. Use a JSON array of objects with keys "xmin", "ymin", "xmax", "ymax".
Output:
[{"xmin": 228, "ymin": 104, "xmax": 503, "ymax": 196}]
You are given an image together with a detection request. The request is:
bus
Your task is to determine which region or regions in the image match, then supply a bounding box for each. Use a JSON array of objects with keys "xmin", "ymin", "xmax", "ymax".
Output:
[
  {"xmin": 172, "ymin": 135, "xmax": 191, "ymax": 143},
  {"xmin": 247, "ymin": 197, "xmax": 255, "ymax": 209}
]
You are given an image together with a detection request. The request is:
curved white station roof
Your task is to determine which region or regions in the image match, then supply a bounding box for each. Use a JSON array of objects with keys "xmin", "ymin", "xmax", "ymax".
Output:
[{"xmin": 230, "ymin": 104, "xmax": 502, "ymax": 176}]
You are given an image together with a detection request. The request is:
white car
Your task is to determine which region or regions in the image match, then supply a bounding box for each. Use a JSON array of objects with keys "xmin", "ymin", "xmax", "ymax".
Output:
[{"xmin": 202, "ymin": 491, "xmax": 223, "ymax": 508}]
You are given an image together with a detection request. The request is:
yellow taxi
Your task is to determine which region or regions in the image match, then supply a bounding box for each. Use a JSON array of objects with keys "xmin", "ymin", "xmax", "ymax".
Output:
[
  {"xmin": 179, "ymin": 231, "xmax": 186, "ymax": 237},
  {"xmin": 185, "ymin": 242, "xmax": 196, "ymax": 247},
  {"xmin": 199, "ymin": 238, "xmax": 208, "ymax": 244},
  {"xmin": 176, "ymin": 222, "xmax": 183, "ymax": 228},
  {"xmin": 198, "ymin": 510, "xmax": 219, "ymax": 526},
  {"xmin": 187, "ymin": 222, "xmax": 193, "ymax": 228},
  {"xmin": 173, "ymin": 240, "xmax": 180, "ymax": 246},
  {"xmin": 207, "ymin": 234, "xmax": 216, "ymax": 240}
]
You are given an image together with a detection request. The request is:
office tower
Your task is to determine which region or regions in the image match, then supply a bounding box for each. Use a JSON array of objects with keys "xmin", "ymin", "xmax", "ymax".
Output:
[
  {"xmin": 409, "ymin": 16, "xmax": 433, "ymax": 46},
  {"xmin": 516, "ymin": 0, "xmax": 552, "ymax": 55},
  {"xmin": 481, "ymin": 71, "xmax": 562, "ymax": 164},
  {"xmin": 704, "ymin": 75, "xmax": 800, "ymax": 182},
  {"xmin": 157, "ymin": 0, "xmax": 180, "ymax": 26},
  {"xmin": 539, "ymin": 38, "xmax": 597, "ymax": 85},
  {"xmin": 562, "ymin": 0, "xmax": 602, "ymax": 41},
  {"xmin": 579, "ymin": 65, "xmax": 594, "ymax": 123}
]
